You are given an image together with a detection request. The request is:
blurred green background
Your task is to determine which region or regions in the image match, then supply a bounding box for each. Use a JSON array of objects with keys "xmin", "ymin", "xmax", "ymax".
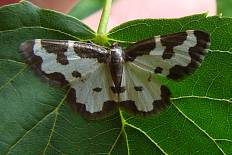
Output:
[
  {"xmin": 68, "ymin": 0, "xmax": 107, "ymax": 19},
  {"xmin": 217, "ymin": 0, "xmax": 232, "ymax": 16},
  {"xmin": 68, "ymin": 0, "xmax": 232, "ymax": 19}
]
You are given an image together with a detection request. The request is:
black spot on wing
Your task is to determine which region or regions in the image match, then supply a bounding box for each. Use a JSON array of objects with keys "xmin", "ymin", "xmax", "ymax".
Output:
[
  {"xmin": 167, "ymin": 30, "xmax": 210, "ymax": 80},
  {"xmin": 93, "ymin": 87, "xmax": 102, "ymax": 92},
  {"xmin": 119, "ymin": 85, "xmax": 171, "ymax": 115},
  {"xmin": 41, "ymin": 40, "xmax": 69, "ymax": 65},
  {"xmin": 72, "ymin": 71, "xmax": 81, "ymax": 78},
  {"xmin": 154, "ymin": 67, "xmax": 163, "ymax": 73},
  {"xmin": 20, "ymin": 40, "xmax": 69, "ymax": 86},
  {"xmin": 160, "ymin": 32, "xmax": 188, "ymax": 59},
  {"xmin": 134, "ymin": 86, "xmax": 143, "ymax": 91},
  {"xmin": 67, "ymin": 88, "xmax": 117, "ymax": 120}
]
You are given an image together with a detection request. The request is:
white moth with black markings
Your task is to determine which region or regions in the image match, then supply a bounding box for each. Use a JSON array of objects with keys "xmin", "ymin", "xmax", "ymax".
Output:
[{"xmin": 20, "ymin": 30, "xmax": 210, "ymax": 119}]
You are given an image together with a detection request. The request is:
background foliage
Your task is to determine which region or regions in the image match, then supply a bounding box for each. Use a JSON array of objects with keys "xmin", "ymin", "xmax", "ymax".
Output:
[
  {"xmin": 217, "ymin": 0, "xmax": 232, "ymax": 16},
  {"xmin": 68, "ymin": 0, "xmax": 106, "ymax": 20},
  {"xmin": 0, "ymin": 1, "xmax": 231, "ymax": 155}
]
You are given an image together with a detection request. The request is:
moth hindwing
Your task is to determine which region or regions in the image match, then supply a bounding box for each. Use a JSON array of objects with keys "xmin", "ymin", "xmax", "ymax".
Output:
[{"xmin": 20, "ymin": 30, "xmax": 210, "ymax": 119}]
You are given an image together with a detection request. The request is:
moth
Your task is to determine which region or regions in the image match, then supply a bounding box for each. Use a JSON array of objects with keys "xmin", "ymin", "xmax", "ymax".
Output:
[{"xmin": 20, "ymin": 30, "xmax": 210, "ymax": 119}]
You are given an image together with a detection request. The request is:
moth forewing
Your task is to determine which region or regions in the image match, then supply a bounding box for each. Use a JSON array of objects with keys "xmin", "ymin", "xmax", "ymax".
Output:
[
  {"xmin": 125, "ymin": 30, "xmax": 210, "ymax": 80},
  {"xmin": 20, "ymin": 39, "xmax": 118, "ymax": 119}
]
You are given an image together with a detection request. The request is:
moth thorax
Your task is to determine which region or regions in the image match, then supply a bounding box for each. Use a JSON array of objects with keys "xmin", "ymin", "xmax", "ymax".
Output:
[
  {"xmin": 109, "ymin": 45, "xmax": 124, "ymax": 90},
  {"xmin": 110, "ymin": 47, "xmax": 123, "ymax": 63}
]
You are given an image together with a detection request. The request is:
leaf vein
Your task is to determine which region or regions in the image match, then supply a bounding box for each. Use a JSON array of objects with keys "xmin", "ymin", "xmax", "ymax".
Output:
[
  {"xmin": 0, "ymin": 65, "xmax": 27, "ymax": 92},
  {"xmin": 107, "ymin": 128, "xmax": 123, "ymax": 155},
  {"xmin": 172, "ymin": 103, "xmax": 226, "ymax": 155},
  {"xmin": 5, "ymin": 110, "xmax": 54, "ymax": 154},
  {"xmin": 0, "ymin": 26, "xmax": 81, "ymax": 41},
  {"xmin": 205, "ymin": 72, "xmax": 221, "ymax": 96},
  {"xmin": 0, "ymin": 59, "xmax": 25, "ymax": 65},
  {"xmin": 171, "ymin": 96, "xmax": 231, "ymax": 103},
  {"xmin": 42, "ymin": 88, "xmax": 70, "ymax": 155},
  {"xmin": 125, "ymin": 123, "xmax": 168, "ymax": 155},
  {"xmin": 215, "ymin": 139, "xmax": 232, "ymax": 142}
]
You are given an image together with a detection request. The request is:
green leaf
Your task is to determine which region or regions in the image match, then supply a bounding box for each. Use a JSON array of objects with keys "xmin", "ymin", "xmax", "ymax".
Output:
[
  {"xmin": 0, "ymin": 1, "xmax": 231, "ymax": 155},
  {"xmin": 68, "ymin": 0, "xmax": 105, "ymax": 19},
  {"xmin": 217, "ymin": 0, "xmax": 232, "ymax": 16},
  {"xmin": 0, "ymin": 1, "xmax": 95, "ymax": 38}
]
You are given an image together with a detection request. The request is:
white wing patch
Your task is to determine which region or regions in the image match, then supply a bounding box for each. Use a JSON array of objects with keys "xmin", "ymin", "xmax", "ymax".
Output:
[
  {"xmin": 172, "ymin": 31, "xmax": 197, "ymax": 65},
  {"xmin": 119, "ymin": 62, "xmax": 170, "ymax": 113},
  {"xmin": 70, "ymin": 64, "xmax": 116, "ymax": 113}
]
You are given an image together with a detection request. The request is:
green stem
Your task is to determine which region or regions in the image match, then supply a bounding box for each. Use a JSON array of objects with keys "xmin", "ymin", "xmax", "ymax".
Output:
[{"xmin": 97, "ymin": 0, "xmax": 112, "ymax": 35}]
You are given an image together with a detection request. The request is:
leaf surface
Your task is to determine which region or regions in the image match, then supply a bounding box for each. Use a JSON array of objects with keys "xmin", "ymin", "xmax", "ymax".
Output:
[{"xmin": 0, "ymin": 1, "xmax": 231, "ymax": 155}]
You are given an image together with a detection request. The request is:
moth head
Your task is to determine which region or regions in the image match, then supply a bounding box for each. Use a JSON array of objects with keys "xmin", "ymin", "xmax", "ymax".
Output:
[
  {"xmin": 111, "ymin": 42, "xmax": 119, "ymax": 48},
  {"xmin": 110, "ymin": 42, "xmax": 123, "ymax": 57}
]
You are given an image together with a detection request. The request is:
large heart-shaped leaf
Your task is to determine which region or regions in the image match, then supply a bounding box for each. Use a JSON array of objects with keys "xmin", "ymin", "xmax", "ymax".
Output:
[{"xmin": 0, "ymin": 1, "xmax": 231, "ymax": 154}]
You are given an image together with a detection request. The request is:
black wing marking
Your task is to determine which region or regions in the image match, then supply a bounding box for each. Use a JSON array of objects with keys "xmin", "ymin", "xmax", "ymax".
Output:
[{"xmin": 125, "ymin": 30, "xmax": 210, "ymax": 80}]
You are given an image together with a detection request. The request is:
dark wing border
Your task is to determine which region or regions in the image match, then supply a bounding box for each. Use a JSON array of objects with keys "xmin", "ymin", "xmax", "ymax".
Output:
[
  {"xmin": 119, "ymin": 85, "xmax": 171, "ymax": 116},
  {"xmin": 67, "ymin": 88, "xmax": 118, "ymax": 120},
  {"xmin": 20, "ymin": 40, "xmax": 69, "ymax": 86},
  {"xmin": 167, "ymin": 31, "xmax": 210, "ymax": 80}
]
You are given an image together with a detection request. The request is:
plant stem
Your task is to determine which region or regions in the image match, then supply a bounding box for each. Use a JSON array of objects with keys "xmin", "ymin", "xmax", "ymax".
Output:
[{"xmin": 97, "ymin": 0, "xmax": 112, "ymax": 35}]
